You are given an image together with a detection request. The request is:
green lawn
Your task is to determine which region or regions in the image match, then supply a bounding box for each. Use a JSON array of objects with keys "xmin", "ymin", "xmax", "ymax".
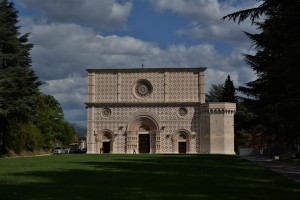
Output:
[{"xmin": 0, "ymin": 154, "xmax": 299, "ymax": 200}]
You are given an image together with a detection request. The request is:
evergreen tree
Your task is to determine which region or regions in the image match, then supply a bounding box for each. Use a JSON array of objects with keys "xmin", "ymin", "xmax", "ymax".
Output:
[
  {"xmin": 206, "ymin": 75, "xmax": 237, "ymax": 103},
  {"xmin": 223, "ymin": 0, "xmax": 300, "ymax": 144},
  {"xmin": 220, "ymin": 75, "xmax": 237, "ymax": 103},
  {"xmin": 0, "ymin": 0, "xmax": 42, "ymax": 155}
]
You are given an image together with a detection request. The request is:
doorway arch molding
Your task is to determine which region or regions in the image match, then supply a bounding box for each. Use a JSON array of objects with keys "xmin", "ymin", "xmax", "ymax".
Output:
[
  {"xmin": 126, "ymin": 112, "xmax": 160, "ymax": 154},
  {"xmin": 98, "ymin": 129, "xmax": 115, "ymax": 142},
  {"xmin": 172, "ymin": 129, "xmax": 191, "ymax": 153},
  {"xmin": 127, "ymin": 112, "xmax": 160, "ymax": 132},
  {"xmin": 94, "ymin": 129, "xmax": 115, "ymax": 153},
  {"xmin": 173, "ymin": 129, "xmax": 191, "ymax": 141}
]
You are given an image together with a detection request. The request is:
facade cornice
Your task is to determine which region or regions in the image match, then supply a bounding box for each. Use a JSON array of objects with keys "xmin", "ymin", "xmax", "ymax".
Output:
[
  {"xmin": 86, "ymin": 67, "xmax": 207, "ymax": 73},
  {"xmin": 200, "ymin": 102, "xmax": 236, "ymax": 115}
]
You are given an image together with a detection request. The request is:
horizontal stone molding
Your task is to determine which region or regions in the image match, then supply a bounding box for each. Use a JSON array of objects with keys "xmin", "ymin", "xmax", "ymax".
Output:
[
  {"xmin": 200, "ymin": 102, "xmax": 236, "ymax": 115},
  {"xmin": 87, "ymin": 67, "xmax": 207, "ymax": 73},
  {"xmin": 85, "ymin": 102, "xmax": 203, "ymax": 107}
]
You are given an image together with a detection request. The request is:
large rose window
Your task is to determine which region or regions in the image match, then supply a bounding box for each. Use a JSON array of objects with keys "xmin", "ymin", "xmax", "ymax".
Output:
[{"xmin": 134, "ymin": 79, "xmax": 153, "ymax": 98}]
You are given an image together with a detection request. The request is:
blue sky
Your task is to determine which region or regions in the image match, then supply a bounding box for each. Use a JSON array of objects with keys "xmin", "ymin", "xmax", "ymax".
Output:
[{"xmin": 12, "ymin": 0, "xmax": 259, "ymax": 127}]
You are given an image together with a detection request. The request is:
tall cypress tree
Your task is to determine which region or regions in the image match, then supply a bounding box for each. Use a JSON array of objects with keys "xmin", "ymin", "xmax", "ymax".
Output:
[
  {"xmin": 0, "ymin": 0, "xmax": 42, "ymax": 155},
  {"xmin": 220, "ymin": 75, "xmax": 237, "ymax": 103},
  {"xmin": 223, "ymin": 0, "xmax": 300, "ymax": 143}
]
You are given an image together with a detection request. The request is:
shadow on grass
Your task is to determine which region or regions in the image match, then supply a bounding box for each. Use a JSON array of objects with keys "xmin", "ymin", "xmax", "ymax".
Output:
[{"xmin": 0, "ymin": 154, "xmax": 300, "ymax": 200}]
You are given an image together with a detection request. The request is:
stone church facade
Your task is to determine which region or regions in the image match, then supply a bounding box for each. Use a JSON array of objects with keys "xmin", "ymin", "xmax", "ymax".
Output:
[{"xmin": 86, "ymin": 68, "xmax": 236, "ymax": 154}]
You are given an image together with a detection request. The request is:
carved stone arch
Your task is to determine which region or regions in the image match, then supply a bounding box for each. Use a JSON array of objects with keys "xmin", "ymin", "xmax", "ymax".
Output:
[
  {"xmin": 173, "ymin": 129, "xmax": 191, "ymax": 153},
  {"xmin": 127, "ymin": 112, "xmax": 160, "ymax": 154},
  {"xmin": 127, "ymin": 112, "xmax": 160, "ymax": 132},
  {"xmin": 139, "ymin": 125, "xmax": 151, "ymax": 131},
  {"xmin": 96, "ymin": 129, "xmax": 114, "ymax": 154},
  {"xmin": 173, "ymin": 129, "xmax": 191, "ymax": 141},
  {"xmin": 99, "ymin": 129, "xmax": 115, "ymax": 141}
]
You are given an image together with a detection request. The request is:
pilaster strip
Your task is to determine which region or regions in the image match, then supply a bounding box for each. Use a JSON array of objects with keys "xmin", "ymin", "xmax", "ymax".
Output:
[{"xmin": 117, "ymin": 72, "xmax": 121, "ymax": 102}]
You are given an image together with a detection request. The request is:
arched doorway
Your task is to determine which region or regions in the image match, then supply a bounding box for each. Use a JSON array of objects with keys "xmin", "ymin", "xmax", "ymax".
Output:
[
  {"xmin": 173, "ymin": 130, "xmax": 190, "ymax": 154},
  {"xmin": 127, "ymin": 114, "xmax": 160, "ymax": 154},
  {"xmin": 178, "ymin": 133, "xmax": 187, "ymax": 153},
  {"xmin": 138, "ymin": 125, "xmax": 150, "ymax": 153},
  {"xmin": 102, "ymin": 132, "xmax": 112, "ymax": 153},
  {"xmin": 96, "ymin": 130, "xmax": 114, "ymax": 154}
]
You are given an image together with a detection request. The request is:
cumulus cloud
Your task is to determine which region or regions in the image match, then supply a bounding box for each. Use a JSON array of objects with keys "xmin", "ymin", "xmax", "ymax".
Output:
[
  {"xmin": 150, "ymin": 0, "xmax": 258, "ymax": 20},
  {"xmin": 41, "ymin": 76, "xmax": 88, "ymax": 124},
  {"xmin": 18, "ymin": 0, "xmax": 132, "ymax": 30},
  {"xmin": 14, "ymin": 0, "xmax": 259, "ymax": 125},
  {"xmin": 26, "ymin": 19, "xmax": 253, "ymax": 124},
  {"xmin": 27, "ymin": 22, "xmax": 156, "ymax": 80},
  {"xmin": 41, "ymin": 76, "xmax": 87, "ymax": 107},
  {"xmin": 28, "ymin": 19, "xmax": 251, "ymax": 83},
  {"xmin": 151, "ymin": 0, "xmax": 259, "ymax": 44}
]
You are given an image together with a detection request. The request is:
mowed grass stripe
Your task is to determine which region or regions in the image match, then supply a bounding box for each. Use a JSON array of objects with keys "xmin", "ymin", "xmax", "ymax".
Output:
[{"xmin": 0, "ymin": 154, "xmax": 299, "ymax": 200}]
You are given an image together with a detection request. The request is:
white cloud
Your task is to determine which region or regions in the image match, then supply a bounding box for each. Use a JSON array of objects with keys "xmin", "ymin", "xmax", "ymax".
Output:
[
  {"xmin": 41, "ymin": 76, "xmax": 88, "ymax": 124},
  {"xmin": 14, "ymin": 0, "xmax": 260, "ymax": 125},
  {"xmin": 176, "ymin": 21, "xmax": 252, "ymax": 44},
  {"xmin": 26, "ymin": 22, "xmax": 157, "ymax": 80},
  {"xmin": 26, "ymin": 20, "xmax": 254, "ymax": 124},
  {"xmin": 18, "ymin": 0, "xmax": 132, "ymax": 30},
  {"xmin": 41, "ymin": 76, "xmax": 87, "ymax": 108},
  {"xmin": 150, "ymin": 0, "xmax": 259, "ymax": 21},
  {"xmin": 151, "ymin": 0, "xmax": 258, "ymax": 44}
]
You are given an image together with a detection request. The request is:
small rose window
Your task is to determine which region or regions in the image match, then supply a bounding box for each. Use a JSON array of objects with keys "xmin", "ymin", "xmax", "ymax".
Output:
[
  {"xmin": 178, "ymin": 107, "xmax": 188, "ymax": 116},
  {"xmin": 102, "ymin": 107, "xmax": 111, "ymax": 118}
]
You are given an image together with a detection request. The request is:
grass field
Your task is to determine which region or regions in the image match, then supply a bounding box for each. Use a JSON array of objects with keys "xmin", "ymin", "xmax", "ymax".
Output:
[{"xmin": 0, "ymin": 154, "xmax": 300, "ymax": 200}]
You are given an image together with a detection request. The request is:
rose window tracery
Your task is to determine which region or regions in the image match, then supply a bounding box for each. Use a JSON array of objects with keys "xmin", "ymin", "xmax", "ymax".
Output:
[{"xmin": 134, "ymin": 79, "xmax": 153, "ymax": 98}]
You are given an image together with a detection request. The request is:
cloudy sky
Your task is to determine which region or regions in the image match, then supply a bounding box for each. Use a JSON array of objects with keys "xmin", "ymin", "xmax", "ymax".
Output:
[{"xmin": 12, "ymin": 0, "xmax": 259, "ymax": 127}]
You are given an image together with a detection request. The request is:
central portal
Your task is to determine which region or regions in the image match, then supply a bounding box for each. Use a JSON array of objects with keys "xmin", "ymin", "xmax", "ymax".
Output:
[
  {"xmin": 127, "ymin": 115, "xmax": 159, "ymax": 154},
  {"xmin": 139, "ymin": 133, "xmax": 150, "ymax": 153},
  {"xmin": 178, "ymin": 142, "xmax": 186, "ymax": 153},
  {"xmin": 102, "ymin": 142, "xmax": 110, "ymax": 153}
]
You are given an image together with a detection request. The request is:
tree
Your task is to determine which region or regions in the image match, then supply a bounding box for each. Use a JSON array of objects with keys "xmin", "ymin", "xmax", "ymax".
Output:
[
  {"xmin": 34, "ymin": 94, "xmax": 75, "ymax": 148},
  {"xmin": 0, "ymin": 1, "xmax": 76, "ymax": 155},
  {"xmin": 206, "ymin": 75, "xmax": 237, "ymax": 103},
  {"xmin": 0, "ymin": 0, "xmax": 42, "ymax": 155},
  {"xmin": 222, "ymin": 0, "xmax": 300, "ymax": 145},
  {"xmin": 6, "ymin": 120, "xmax": 43, "ymax": 153},
  {"xmin": 220, "ymin": 75, "xmax": 237, "ymax": 103},
  {"xmin": 206, "ymin": 83, "xmax": 223, "ymax": 102}
]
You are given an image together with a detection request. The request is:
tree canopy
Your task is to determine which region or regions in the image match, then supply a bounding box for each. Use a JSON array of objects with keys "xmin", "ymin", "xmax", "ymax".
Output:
[
  {"xmin": 220, "ymin": 75, "xmax": 237, "ymax": 103},
  {"xmin": 223, "ymin": 0, "xmax": 300, "ymax": 144},
  {"xmin": 0, "ymin": 0, "xmax": 75, "ymax": 156},
  {"xmin": 206, "ymin": 83, "xmax": 223, "ymax": 102},
  {"xmin": 206, "ymin": 75, "xmax": 236, "ymax": 103}
]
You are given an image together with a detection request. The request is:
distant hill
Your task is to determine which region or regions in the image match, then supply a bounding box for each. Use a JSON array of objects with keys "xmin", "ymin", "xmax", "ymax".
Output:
[{"xmin": 71, "ymin": 123, "xmax": 87, "ymax": 137}]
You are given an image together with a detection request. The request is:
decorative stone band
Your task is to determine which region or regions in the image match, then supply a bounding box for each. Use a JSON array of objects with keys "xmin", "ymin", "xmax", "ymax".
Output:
[
  {"xmin": 200, "ymin": 108, "xmax": 236, "ymax": 115},
  {"xmin": 200, "ymin": 102, "xmax": 236, "ymax": 116}
]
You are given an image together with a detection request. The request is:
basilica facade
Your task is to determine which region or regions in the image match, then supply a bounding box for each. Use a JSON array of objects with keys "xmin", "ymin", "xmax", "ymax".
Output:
[{"xmin": 86, "ymin": 67, "xmax": 236, "ymax": 154}]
